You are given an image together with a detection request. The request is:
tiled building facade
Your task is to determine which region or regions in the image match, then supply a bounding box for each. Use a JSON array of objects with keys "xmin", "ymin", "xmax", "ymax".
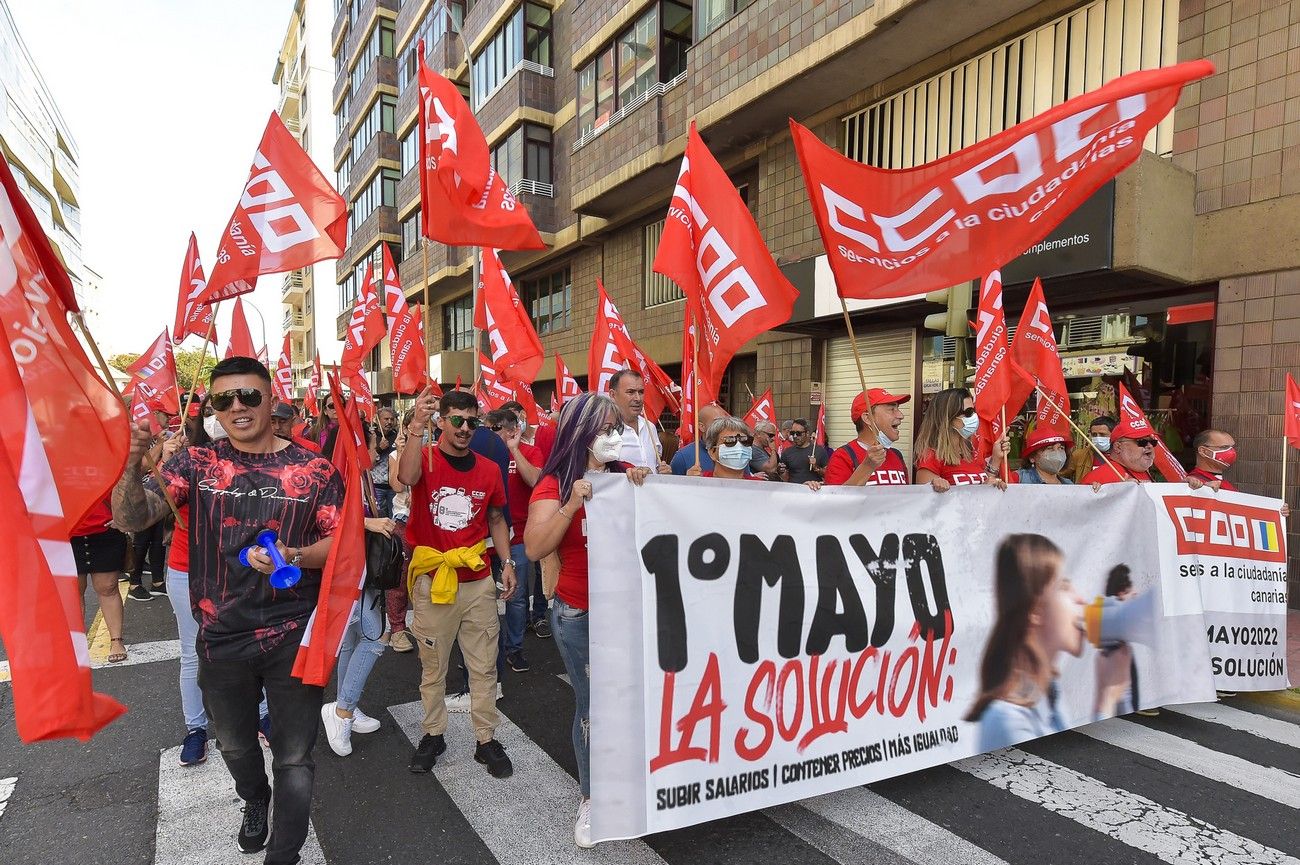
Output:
[{"xmin": 330, "ymin": 0, "xmax": 1298, "ymax": 602}]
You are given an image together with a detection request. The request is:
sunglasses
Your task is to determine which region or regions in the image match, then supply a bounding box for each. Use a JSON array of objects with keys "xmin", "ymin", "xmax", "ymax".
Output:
[
  {"xmin": 719, "ymin": 435, "xmax": 755, "ymax": 447},
  {"xmin": 598, "ymin": 422, "xmax": 627, "ymax": 437},
  {"xmin": 952, "ymin": 407, "xmax": 977, "ymax": 419},
  {"xmin": 791, "ymin": 429, "xmax": 807, "ymax": 437},
  {"xmin": 1130, "ymin": 437, "xmax": 1159, "ymax": 448},
  {"xmin": 211, "ymin": 388, "xmax": 265, "ymax": 411},
  {"xmin": 445, "ymin": 415, "xmax": 482, "ymax": 430}
]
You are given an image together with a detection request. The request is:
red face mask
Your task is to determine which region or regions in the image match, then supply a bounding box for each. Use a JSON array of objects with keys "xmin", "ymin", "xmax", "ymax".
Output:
[{"xmin": 1205, "ymin": 445, "xmax": 1237, "ymax": 468}]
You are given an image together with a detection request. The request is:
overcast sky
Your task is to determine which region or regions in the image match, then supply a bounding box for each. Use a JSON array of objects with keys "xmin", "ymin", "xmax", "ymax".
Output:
[{"xmin": 10, "ymin": 0, "xmax": 298, "ymax": 356}]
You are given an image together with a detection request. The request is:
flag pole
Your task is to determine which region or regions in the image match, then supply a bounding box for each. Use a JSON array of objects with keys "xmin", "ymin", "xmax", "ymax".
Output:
[
  {"xmin": 73, "ymin": 312, "xmax": 186, "ymax": 528},
  {"xmin": 692, "ymin": 324, "xmax": 701, "ymax": 471},
  {"xmin": 1033, "ymin": 382, "xmax": 1121, "ymax": 478},
  {"xmin": 838, "ymin": 297, "xmax": 878, "ymax": 434},
  {"xmin": 421, "ymin": 240, "xmax": 434, "ymax": 472},
  {"xmin": 1000, "ymin": 406, "xmax": 1009, "ymax": 480},
  {"xmin": 1282, "ymin": 437, "xmax": 1287, "ymax": 502},
  {"xmin": 184, "ymin": 314, "xmax": 218, "ymax": 412}
]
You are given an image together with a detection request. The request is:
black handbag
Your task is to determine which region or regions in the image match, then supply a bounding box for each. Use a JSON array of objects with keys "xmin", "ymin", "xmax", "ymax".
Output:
[{"xmin": 364, "ymin": 530, "xmax": 404, "ymax": 591}]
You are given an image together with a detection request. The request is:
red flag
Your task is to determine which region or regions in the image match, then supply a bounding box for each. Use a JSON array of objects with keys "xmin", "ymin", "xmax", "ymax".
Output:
[
  {"xmin": 346, "ymin": 371, "xmax": 375, "ymax": 423},
  {"xmin": 654, "ymin": 123, "xmax": 798, "ymax": 397},
  {"xmin": 293, "ymin": 381, "xmax": 365, "ymax": 687},
  {"xmin": 1286, "ymin": 373, "xmax": 1300, "ymax": 450},
  {"xmin": 304, "ymin": 350, "xmax": 322, "ymax": 415},
  {"xmin": 588, "ymin": 280, "xmax": 679, "ymax": 421},
  {"xmin": 1115, "ymin": 382, "xmax": 1185, "ymax": 480},
  {"xmin": 273, "ymin": 333, "xmax": 294, "ymax": 403},
  {"xmin": 390, "ymin": 304, "xmax": 428, "ymax": 396},
  {"xmin": 202, "ymin": 112, "xmax": 348, "ymax": 303},
  {"xmin": 550, "ymin": 391, "xmax": 560, "ymax": 414},
  {"xmin": 474, "ymin": 249, "xmax": 544, "ymax": 385},
  {"xmin": 416, "ymin": 45, "xmax": 545, "ymax": 250},
  {"xmin": 381, "ymin": 242, "xmax": 404, "ymax": 316},
  {"xmin": 513, "ymin": 380, "xmax": 541, "ymax": 426},
  {"xmin": 791, "ymin": 61, "xmax": 1213, "ymax": 301},
  {"xmin": 1008, "ymin": 279, "xmax": 1071, "ymax": 437},
  {"xmin": 971, "ymin": 271, "xmax": 1019, "ymax": 446},
  {"xmin": 814, "ymin": 403, "xmax": 827, "ymax": 447},
  {"xmin": 224, "ymin": 297, "xmax": 258, "ymax": 359},
  {"xmin": 172, "ymin": 233, "xmax": 217, "ymax": 344},
  {"xmin": 554, "ymin": 353, "xmax": 582, "ymax": 405},
  {"xmin": 676, "ymin": 310, "xmax": 717, "ymax": 444},
  {"xmin": 341, "ymin": 264, "xmax": 384, "ymax": 377},
  {"xmin": 477, "ymin": 353, "xmax": 514, "ymax": 410},
  {"xmin": 0, "ymin": 157, "xmax": 129, "ymax": 741},
  {"xmin": 125, "ymin": 330, "xmax": 181, "ymax": 421},
  {"xmin": 743, "ymin": 388, "xmax": 777, "ymax": 430}
]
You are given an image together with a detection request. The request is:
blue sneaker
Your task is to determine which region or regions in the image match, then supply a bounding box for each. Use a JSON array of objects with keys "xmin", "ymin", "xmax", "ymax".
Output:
[
  {"xmin": 258, "ymin": 714, "xmax": 272, "ymax": 747},
  {"xmin": 179, "ymin": 728, "xmax": 207, "ymax": 766}
]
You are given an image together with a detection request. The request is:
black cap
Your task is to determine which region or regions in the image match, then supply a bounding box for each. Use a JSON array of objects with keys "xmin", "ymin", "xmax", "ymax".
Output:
[{"xmin": 271, "ymin": 402, "xmax": 296, "ymax": 420}]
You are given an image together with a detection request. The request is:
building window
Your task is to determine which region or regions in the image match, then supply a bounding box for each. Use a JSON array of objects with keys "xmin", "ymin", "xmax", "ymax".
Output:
[
  {"xmin": 401, "ymin": 211, "xmax": 421, "ymax": 259},
  {"xmin": 399, "ymin": 1, "xmax": 468, "ymax": 91},
  {"xmin": 336, "ymin": 91, "xmax": 349, "ymax": 136},
  {"xmin": 521, "ymin": 267, "xmax": 571, "ymax": 335},
  {"xmin": 490, "ymin": 123, "xmax": 552, "ymax": 189},
  {"xmin": 400, "ymin": 126, "xmax": 418, "ymax": 175},
  {"xmin": 351, "ymin": 93, "xmax": 397, "ymax": 154},
  {"xmin": 350, "ymin": 19, "xmax": 395, "ymax": 95},
  {"xmin": 471, "ymin": 2, "xmax": 552, "ymax": 108},
  {"xmin": 696, "ymin": 0, "xmax": 755, "ymax": 41},
  {"xmin": 644, "ymin": 221, "xmax": 683, "ymax": 307},
  {"xmin": 348, "ymin": 167, "xmax": 401, "ymax": 234},
  {"xmin": 444, "ymin": 294, "xmax": 474, "ymax": 350},
  {"xmin": 577, "ymin": 2, "xmax": 691, "ymax": 138}
]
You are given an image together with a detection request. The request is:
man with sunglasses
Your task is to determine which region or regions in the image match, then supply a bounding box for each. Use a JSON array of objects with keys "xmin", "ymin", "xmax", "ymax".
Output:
[
  {"xmin": 111, "ymin": 357, "xmax": 344, "ymax": 864},
  {"xmin": 777, "ymin": 418, "xmax": 829, "ymax": 484},
  {"xmin": 1080, "ymin": 415, "xmax": 1162, "ymax": 485},
  {"xmin": 397, "ymin": 387, "xmax": 516, "ymax": 779}
]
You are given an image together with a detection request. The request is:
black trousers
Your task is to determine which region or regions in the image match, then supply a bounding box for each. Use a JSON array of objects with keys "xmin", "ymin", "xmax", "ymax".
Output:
[
  {"xmin": 198, "ymin": 637, "xmax": 323, "ymax": 865},
  {"xmin": 129, "ymin": 521, "xmax": 167, "ymax": 588}
]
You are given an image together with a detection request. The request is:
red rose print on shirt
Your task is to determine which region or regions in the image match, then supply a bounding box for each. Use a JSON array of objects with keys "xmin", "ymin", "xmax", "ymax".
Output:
[
  {"xmin": 206, "ymin": 459, "xmax": 238, "ymax": 490},
  {"xmin": 279, "ymin": 464, "xmax": 315, "ymax": 498},
  {"xmin": 316, "ymin": 504, "xmax": 340, "ymax": 535}
]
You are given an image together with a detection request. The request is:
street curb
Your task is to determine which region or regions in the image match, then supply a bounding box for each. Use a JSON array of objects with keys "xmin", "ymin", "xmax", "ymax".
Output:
[{"xmin": 1238, "ymin": 688, "xmax": 1300, "ymax": 710}]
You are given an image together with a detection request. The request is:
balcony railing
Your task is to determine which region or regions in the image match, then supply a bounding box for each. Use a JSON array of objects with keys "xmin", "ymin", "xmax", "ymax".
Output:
[
  {"xmin": 572, "ymin": 70, "xmax": 688, "ymax": 152},
  {"xmin": 510, "ymin": 178, "xmax": 553, "ymax": 198},
  {"xmin": 283, "ymin": 311, "xmax": 307, "ymax": 330}
]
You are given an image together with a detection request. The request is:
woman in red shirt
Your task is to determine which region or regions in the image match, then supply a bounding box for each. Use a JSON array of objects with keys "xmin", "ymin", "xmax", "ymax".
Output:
[
  {"xmin": 524, "ymin": 392, "xmax": 649, "ymax": 849},
  {"xmin": 913, "ymin": 388, "xmax": 1009, "ymax": 491}
]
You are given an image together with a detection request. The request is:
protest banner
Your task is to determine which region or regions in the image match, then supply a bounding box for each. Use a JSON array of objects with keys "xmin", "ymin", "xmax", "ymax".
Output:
[
  {"xmin": 1145, "ymin": 486, "xmax": 1289, "ymax": 691},
  {"xmin": 586, "ymin": 479, "xmax": 1223, "ymax": 840}
]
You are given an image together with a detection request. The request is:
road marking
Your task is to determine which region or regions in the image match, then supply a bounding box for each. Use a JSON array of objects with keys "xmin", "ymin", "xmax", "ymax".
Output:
[
  {"xmin": 389, "ymin": 700, "xmax": 667, "ymax": 864},
  {"xmin": 766, "ymin": 786, "xmax": 1009, "ymax": 865},
  {"xmin": 154, "ymin": 743, "xmax": 325, "ymax": 865},
  {"xmin": 0, "ymin": 639, "xmax": 181, "ymax": 684},
  {"xmin": 85, "ymin": 581, "xmax": 130, "ymax": 664},
  {"xmin": 954, "ymin": 749, "xmax": 1300, "ymax": 865},
  {"xmin": 1076, "ymin": 717, "xmax": 1300, "ymax": 809},
  {"xmin": 0, "ymin": 777, "xmax": 15, "ymax": 822},
  {"xmin": 1168, "ymin": 702, "xmax": 1300, "ymax": 749}
]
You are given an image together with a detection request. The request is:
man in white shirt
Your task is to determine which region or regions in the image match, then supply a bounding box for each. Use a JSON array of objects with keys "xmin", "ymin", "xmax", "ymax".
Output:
[{"xmin": 609, "ymin": 369, "xmax": 671, "ymax": 473}]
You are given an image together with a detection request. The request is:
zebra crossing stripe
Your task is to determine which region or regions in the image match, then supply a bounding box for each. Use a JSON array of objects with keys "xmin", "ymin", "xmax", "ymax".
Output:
[
  {"xmin": 1168, "ymin": 702, "xmax": 1300, "ymax": 749},
  {"xmin": 0, "ymin": 639, "xmax": 181, "ymax": 683},
  {"xmin": 0, "ymin": 777, "xmax": 15, "ymax": 822},
  {"xmin": 388, "ymin": 700, "xmax": 668, "ymax": 864},
  {"xmin": 153, "ymin": 743, "xmax": 325, "ymax": 865},
  {"xmin": 954, "ymin": 748, "xmax": 1300, "ymax": 865},
  {"xmin": 767, "ymin": 786, "xmax": 1009, "ymax": 865},
  {"xmin": 1075, "ymin": 717, "xmax": 1300, "ymax": 809}
]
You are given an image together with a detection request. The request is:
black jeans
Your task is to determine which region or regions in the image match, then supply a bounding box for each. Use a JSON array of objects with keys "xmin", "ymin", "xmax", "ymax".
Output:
[
  {"xmin": 198, "ymin": 637, "xmax": 323, "ymax": 865},
  {"xmin": 130, "ymin": 521, "xmax": 167, "ymax": 588}
]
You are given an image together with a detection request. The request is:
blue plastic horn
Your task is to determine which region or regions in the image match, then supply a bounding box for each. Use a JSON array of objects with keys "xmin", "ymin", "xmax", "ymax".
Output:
[{"xmin": 239, "ymin": 529, "xmax": 302, "ymax": 589}]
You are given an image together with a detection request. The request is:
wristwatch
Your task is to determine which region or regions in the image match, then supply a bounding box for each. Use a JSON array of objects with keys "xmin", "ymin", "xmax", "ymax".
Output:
[{"xmin": 289, "ymin": 548, "xmax": 304, "ymax": 566}]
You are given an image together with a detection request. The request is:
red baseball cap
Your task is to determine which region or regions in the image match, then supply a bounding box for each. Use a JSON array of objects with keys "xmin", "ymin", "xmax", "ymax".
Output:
[
  {"xmin": 1110, "ymin": 414, "xmax": 1153, "ymax": 442},
  {"xmin": 851, "ymin": 388, "xmax": 911, "ymax": 421},
  {"xmin": 1021, "ymin": 426, "xmax": 1070, "ymax": 458}
]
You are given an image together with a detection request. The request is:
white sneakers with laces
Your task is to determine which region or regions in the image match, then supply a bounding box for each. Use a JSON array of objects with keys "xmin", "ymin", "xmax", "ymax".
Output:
[
  {"xmin": 574, "ymin": 798, "xmax": 594, "ymax": 849},
  {"xmin": 320, "ymin": 702, "xmax": 354, "ymax": 756},
  {"xmin": 350, "ymin": 706, "xmax": 381, "ymax": 734}
]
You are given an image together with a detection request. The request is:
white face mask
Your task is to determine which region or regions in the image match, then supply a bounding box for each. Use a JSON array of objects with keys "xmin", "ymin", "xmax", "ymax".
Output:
[
  {"xmin": 204, "ymin": 415, "xmax": 228, "ymax": 441},
  {"xmin": 958, "ymin": 412, "xmax": 980, "ymax": 440},
  {"xmin": 1091, "ymin": 435, "xmax": 1112, "ymax": 453},
  {"xmin": 877, "ymin": 429, "xmax": 894, "ymax": 448},
  {"xmin": 1036, "ymin": 450, "xmax": 1068, "ymax": 475},
  {"xmin": 590, "ymin": 430, "xmax": 622, "ymax": 463}
]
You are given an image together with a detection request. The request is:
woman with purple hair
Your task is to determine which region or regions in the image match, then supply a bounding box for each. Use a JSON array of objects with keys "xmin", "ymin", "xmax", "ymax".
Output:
[{"xmin": 525, "ymin": 391, "xmax": 650, "ymax": 849}]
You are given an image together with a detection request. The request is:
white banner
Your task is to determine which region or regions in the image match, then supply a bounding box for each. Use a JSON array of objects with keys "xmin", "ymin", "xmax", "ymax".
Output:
[
  {"xmin": 1146, "ymin": 486, "xmax": 1289, "ymax": 690},
  {"xmin": 586, "ymin": 478, "xmax": 1252, "ymax": 841}
]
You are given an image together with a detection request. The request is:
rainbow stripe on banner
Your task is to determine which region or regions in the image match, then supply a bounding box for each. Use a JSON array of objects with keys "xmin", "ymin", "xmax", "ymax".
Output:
[{"xmin": 1252, "ymin": 518, "xmax": 1281, "ymax": 553}]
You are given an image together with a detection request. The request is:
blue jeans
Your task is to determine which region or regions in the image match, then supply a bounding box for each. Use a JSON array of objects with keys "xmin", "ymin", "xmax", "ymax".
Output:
[
  {"xmin": 165, "ymin": 567, "xmax": 206, "ymax": 730},
  {"xmin": 336, "ymin": 589, "xmax": 385, "ymax": 712},
  {"xmin": 492, "ymin": 543, "xmax": 532, "ymax": 654},
  {"xmin": 372, "ymin": 485, "xmax": 396, "ymax": 518},
  {"xmin": 551, "ymin": 597, "xmax": 590, "ymax": 797}
]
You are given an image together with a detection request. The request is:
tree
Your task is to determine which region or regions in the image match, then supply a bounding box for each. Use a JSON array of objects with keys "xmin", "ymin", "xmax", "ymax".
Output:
[{"xmin": 108, "ymin": 349, "xmax": 218, "ymax": 391}]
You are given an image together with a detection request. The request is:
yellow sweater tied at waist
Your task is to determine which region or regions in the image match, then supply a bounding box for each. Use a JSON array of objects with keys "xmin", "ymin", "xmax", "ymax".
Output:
[{"xmin": 408, "ymin": 542, "xmax": 488, "ymax": 605}]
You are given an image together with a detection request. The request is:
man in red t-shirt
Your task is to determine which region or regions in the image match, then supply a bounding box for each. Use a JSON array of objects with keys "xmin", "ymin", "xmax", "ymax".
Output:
[
  {"xmin": 487, "ymin": 407, "xmax": 542, "ymax": 672},
  {"xmin": 1081, "ymin": 415, "xmax": 1158, "ymax": 485},
  {"xmin": 1188, "ymin": 428, "xmax": 1238, "ymax": 491},
  {"xmin": 398, "ymin": 388, "xmax": 516, "ymax": 779},
  {"xmin": 824, "ymin": 389, "xmax": 912, "ymax": 486}
]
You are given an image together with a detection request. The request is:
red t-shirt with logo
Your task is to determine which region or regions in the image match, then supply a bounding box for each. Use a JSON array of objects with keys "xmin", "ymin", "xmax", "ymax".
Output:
[
  {"xmin": 1081, "ymin": 463, "xmax": 1152, "ymax": 484},
  {"xmin": 406, "ymin": 446, "xmax": 506, "ymax": 582},
  {"xmin": 824, "ymin": 441, "xmax": 911, "ymax": 486},
  {"xmin": 1188, "ymin": 467, "xmax": 1236, "ymax": 491},
  {"xmin": 529, "ymin": 467, "xmax": 630, "ymax": 611},
  {"xmin": 507, "ymin": 442, "xmax": 543, "ymax": 545},
  {"xmin": 915, "ymin": 449, "xmax": 987, "ymax": 486},
  {"xmin": 532, "ymin": 420, "xmax": 557, "ymax": 465}
]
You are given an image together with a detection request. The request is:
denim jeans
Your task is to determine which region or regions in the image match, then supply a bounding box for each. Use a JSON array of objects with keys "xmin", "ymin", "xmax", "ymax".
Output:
[
  {"xmin": 551, "ymin": 597, "xmax": 591, "ymax": 797},
  {"xmin": 335, "ymin": 589, "xmax": 385, "ymax": 712},
  {"xmin": 165, "ymin": 567, "xmax": 206, "ymax": 730},
  {"xmin": 372, "ymin": 485, "xmax": 396, "ymax": 519},
  {"xmin": 492, "ymin": 543, "xmax": 532, "ymax": 654},
  {"xmin": 198, "ymin": 637, "xmax": 323, "ymax": 865}
]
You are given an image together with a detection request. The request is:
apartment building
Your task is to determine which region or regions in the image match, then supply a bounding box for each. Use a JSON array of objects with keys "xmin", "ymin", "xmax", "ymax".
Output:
[
  {"xmin": 0, "ymin": 0, "xmax": 84, "ymax": 294},
  {"xmin": 274, "ymin": 0, "xmax": 342, "ymax": 399},
  {"xmin": 330, "ymin": 0, "xmax": 1298, "ymax": 600}
]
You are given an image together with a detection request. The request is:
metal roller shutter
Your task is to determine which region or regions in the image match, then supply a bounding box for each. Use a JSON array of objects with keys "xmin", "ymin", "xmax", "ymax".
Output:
[{"xmin": 823, "ymin": 330, "xmax": 918, "ymax": 466}]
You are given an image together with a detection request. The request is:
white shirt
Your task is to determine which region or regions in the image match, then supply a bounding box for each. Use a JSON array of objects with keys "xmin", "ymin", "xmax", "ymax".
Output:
[{"xmin": 619, "ymin": 415, "xmax": 661, "ymax": 468}]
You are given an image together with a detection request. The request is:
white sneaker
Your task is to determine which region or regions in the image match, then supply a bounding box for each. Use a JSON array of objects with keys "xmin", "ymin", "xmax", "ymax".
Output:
[
  {"xmin": 320, "ymin": 702, "xmax": 353, "ymax": 756},
  {"xmin": 445, "ymin": 691, "xmax": 472, "ymax": 713},
  {"xmin": 574, "ymin": 798, "xmax": 593, "ymax": 849},
  {"xmin": 351, "ymin": 707, "xmax": 380, "ymax": 734},
  {"xmin": 497, "ymin": 683, "xmax": 504, "ymax": 701}
]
